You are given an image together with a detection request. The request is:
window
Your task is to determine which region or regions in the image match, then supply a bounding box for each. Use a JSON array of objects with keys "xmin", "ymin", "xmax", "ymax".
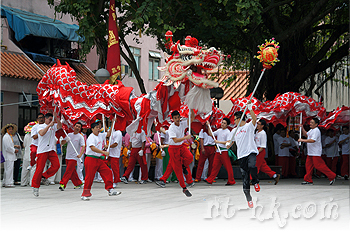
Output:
[
  {"xmin": 18, "ymin": 93, "xmax": 39, "ymax": 135},
  {"xmin": 129, "ymin": 47, "xmax": 141, "ymax": 78},
  {"xmin": 149, "ymin": 51, "xmax": 161, "ymax": 80}
]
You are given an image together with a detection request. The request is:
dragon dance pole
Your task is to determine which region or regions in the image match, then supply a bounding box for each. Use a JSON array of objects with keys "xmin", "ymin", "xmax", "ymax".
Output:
[
  {"xmin": 48, "ymin": 105, "xmax": 57, "ymax": 146},
  {"xmin": 207, "ymin": 122, "xmax": 221, "ymax": 154},
  {"xmin": 299, "ymin": 113, "xmax": 302, "ymax": 146},
  {"xmin": 188, "ymin": 109, "xmax": 191, "ymax": 137},
  {"xmin": 154, "ymin": 119, "xmax": 163, "ymax": 152},
  {"xmin": 62, "ymin": 128, "xmax": 83, "ymax": 163},
  {"xmin": 229, "ymin": 68, "xmax": 266, "ymax": 143},
  {"xmin": 107, "ymin": 115, "xmax": 116, "ymax": 152}
]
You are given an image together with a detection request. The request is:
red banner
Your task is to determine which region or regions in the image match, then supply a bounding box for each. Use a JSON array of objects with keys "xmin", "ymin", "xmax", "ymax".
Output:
[{"xmin": 107, "ymin": 0, "xmax": 121, "ymax": 84}]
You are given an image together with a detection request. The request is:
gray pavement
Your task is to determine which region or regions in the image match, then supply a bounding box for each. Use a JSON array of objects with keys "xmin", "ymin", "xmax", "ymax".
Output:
[{"xmin": 1, "ymin": 178, "xmax": 349, "ymax": 232}]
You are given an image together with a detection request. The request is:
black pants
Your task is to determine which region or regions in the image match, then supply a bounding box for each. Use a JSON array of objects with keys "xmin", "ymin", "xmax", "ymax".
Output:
[
  {"xmin": 239, "ymin": 153, "xmax": 259, "ymax": 202},
  {"xmin": 13, "ymin": 159, "xmax": 22, "ymax": 182}
]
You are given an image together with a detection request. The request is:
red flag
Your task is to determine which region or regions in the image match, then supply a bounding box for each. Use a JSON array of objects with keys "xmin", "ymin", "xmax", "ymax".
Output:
[{"xmin": 107, "ymin": 0, "xmax": 121, "ymax": 84}]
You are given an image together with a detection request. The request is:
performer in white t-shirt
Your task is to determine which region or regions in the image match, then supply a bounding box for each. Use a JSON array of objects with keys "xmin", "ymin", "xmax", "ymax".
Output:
[
  {"xmin": 158, "ymin": 110, "xmax": 195, "ymax": 197},
  {"xmin": 31, "ymin": 112, "xmax": 62, "ymax": 197},
  {"xmin": 120, "ymin": 130, "xmax": 148, "ymax": 184},
  {"xmin": 254, "ymin": 119, "xmax": 280, "ymax": 184},
  {"xmin": 338, "ymin": 126, "xmax": 349, "ymax": 179},
  {"xmin": 59, "ymin": 122, "xmax": 85, "ymax": 190},
  {"xmin": 29, "ymin": 113, "xmax": 45, "ymax": 169},
  {"xmin": 324, "ymin": 129, "xmax": 339, "ymax": 174},
  {"xmin": 227, "ymin": 101, "xmax": 259, "ymax": 208},
  {"xmin": 277, "ymin": 128, "xmax": 291, "ymax": 177},
  {"xmin": 299, "ymin": 118, "xmax": 336, "ymax": 185},
  {"xmin": 195, "ymin": 126, "xmax": 216, "ymax": 182},
  {"xmin": 81, "ymin": 121, "xmax": 121, "ymax": 200},
  {"xmin": 205, "ymin": 118, "xmax": 236, "ymax": 185},
  {"xmin": 108, "ymin": 129, "xmax": 123, "ymax": 188}
]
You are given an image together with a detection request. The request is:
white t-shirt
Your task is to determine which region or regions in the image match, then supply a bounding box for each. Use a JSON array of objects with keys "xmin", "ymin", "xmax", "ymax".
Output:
[
  {"xmin": 339, "ymin": 134, "xmax": 350, "ymax": 155},
  {"xmin": 325, "ymin": 136, "xmax": 339, "ymax": 158},
  {"xmin": 288, "ymin": 137, "xmax": 298, "ymax": 157},
  {"xmin": 109, "ymin": 130, "xmax": 123, "ymax": 158},
  {"xmin": 86, "ymin": 132, "xmax": 107, "ymax": 157},
  {"xmin": 130, "ymin": 130, "xmax": 146, "ymax": 148},
  {"xmin": 273, "ymin": 133, "xmax": 281, "ymax": 155},
  {"xmin": 64, "ymin": 132, "xmax": 85, "ymax": 160},
  {"xmin": 37, "ymin": 124, "xmax": 58, "ymax": 154},
  {"xmin": 306, "ymin": 127, "xmax": 322, "ymax": 156},
  {"xmin": 31, "ymin": 123, "xmax": 40, "ymax": 146},
  {"xmin": 254, "ymin": 130, "xmax": 267, "ymax": 148},
  {"xmin": 168, "ymin": 121, "xmax": 188, "ymax": 146},
  {"xmin": 231, "ymin": 121, "xmax": 259, "ymax": 159},
  {"xmin": 277, "ymin": 137, "xmax": 290, "ymax": 157},
  {"xmin": 321, "ymin": 134, "xmax": 327, "ymax": 155},
  {"xmin": 199, "ymin": 129, "xmax": 215, "ymax": 146},
  {"xmin": 213, "ymin": 128, "xmax": 231, "ymax": 152},
  {"xmin": 160, "ymin": 131, "xmax": 170, "ymax": 145}
]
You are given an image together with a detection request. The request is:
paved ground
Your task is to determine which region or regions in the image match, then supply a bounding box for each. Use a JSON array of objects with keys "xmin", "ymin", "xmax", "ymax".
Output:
[{"xmin": 1, "ymin": 178, "xmax": 349, "ymax": 232}]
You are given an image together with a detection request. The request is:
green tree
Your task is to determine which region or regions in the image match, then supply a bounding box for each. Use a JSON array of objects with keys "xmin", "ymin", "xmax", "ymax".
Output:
[{"xmin": 133, "ymin": 0, "xmax": 348, "ymax": 100}]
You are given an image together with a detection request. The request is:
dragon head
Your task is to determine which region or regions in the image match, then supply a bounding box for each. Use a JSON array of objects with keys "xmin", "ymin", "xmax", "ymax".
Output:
[{"xmin": 158, "ymin": 31, "xmax": 223, "ymax": 89}]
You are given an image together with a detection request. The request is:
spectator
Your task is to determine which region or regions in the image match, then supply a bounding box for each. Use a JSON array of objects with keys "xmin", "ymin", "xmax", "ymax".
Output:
[{"xmin": 338, "ymin": 126, "xmax": 349, "ymax": 180}]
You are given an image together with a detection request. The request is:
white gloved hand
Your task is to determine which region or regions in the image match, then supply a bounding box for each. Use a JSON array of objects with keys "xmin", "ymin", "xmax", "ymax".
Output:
[
  {"xmin": 247, "ymin": 103, "xmax": 253, "ymax": 111},
  {"xmin": 226, "ymin": 142, "xmax": 231, "ymax": 147},
  {"xmin": 65, "ymin": 136, "xmax": 71, "ymax": 142},
  {"xmin": 161, "ymin": 150, "xmax": 166, "ymax": 157},
  {"xmin": 127, "ymin": 150, "xmax": 131, "ymax": 156},
  {"xmin": 138, "ymin": 149, "xmax": 144, "ymax": 156}
]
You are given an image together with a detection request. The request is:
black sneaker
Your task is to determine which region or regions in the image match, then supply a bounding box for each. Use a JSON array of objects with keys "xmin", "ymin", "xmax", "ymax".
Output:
[
  {"xmin": 155, "ymin": 180, "xmax": 166, "ymax": 188},
  {"xmin": 59, "ymin": 184, "xmax": 65, "ymax": 191},
  {"xmin": 183, "ymin": 188, "xmax": 192, "ymax": 197},
  {"xmin": 182, "ymin": 165, "xmax": 188, "ymax": 175},
  {"xmin": 301, "ymin": 181, "xmax": 313, "ymax": 185},
  {"xmin": 344, "ymin": 175, "xmax": 349, "ymax": 180},
  {"xmin": 330, "ymin": 178, "xmax": 336, "ymax": 185}
]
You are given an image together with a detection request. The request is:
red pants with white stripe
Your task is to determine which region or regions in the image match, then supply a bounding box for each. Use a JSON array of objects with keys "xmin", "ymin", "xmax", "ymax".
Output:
[
  {"xmin": 31, "ymin": 151, "xmax": 60, "ymax": 188},
  {"xmin": 59, "ymin": 159, "xmax": 82, "ymax": 188},
  {"xmin": 278, "ymin": 156, "xmax": 289, "ymax": 177},
  {"xmin": 122, "ymin": 148, "xmax": 148, "ymax": 181},
  {"xmin": 168, "ymin": 145, "xmax": 193, "ymax": 188},
  {"xmin": 205, "ymin": 151, "xmax": 235, "ymax": 185},
  {"xmin": 195, "ymin": 145, "xmax": 216, "ymax": 180},
  {"xmin": 82, "ymin": 156, "xmax": 113, "ymax": 197},
  {"xmin": 304, "ymin": 156, "xmax": 336, "ymax": 182},
  {"xmin": 109, "ymin": 157, "xmax": 121, "ymax": 183},
  {"xmin": 30, "ymin": 145, "xmax": 37, "ymax": 167},
  {"xmin": 256, "ymin": 148, "xmax": 276, "ymax": 178},
  {"xmin": 325, "ymin": 157, "xmax": 338, "ymax": 174},
  {"xmin": 341, "ymin": 154, "xmax": 349, "ymax": 176}
]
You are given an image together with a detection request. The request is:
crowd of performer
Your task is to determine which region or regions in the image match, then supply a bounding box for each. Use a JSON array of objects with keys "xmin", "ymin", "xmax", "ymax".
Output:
[{"xmin": 1, "ymin": 103, "xmax": 349, "ymax": 207}]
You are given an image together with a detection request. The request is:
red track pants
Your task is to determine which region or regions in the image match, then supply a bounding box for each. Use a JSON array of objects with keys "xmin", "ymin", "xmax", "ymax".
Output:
[
  {"xmin": 109, "ymin": 157, "xmax": 121, "ymax": 183},
  {"xmin": 59, "ymin": 159, "xmax": 82, "ymax": 188},
  {"xmin": 326, "ymin": 157, "xmax": 339, "ymax": 174},
  {"xmin": 82, "ymin": 156, "xmax": 113, "ymax": 197},
  {"xmin": 31, "ymin": 151, "xmax": 60, "ymax": 188},
  {"xmin": 205, "ymin": 151, "xmax": 235, "ymax": 185},
  {"xmin": 122, "ymin": 148, "xmax": 148, "ymax": 181},
  {"xmin": 341, "ymin": 154, "xmax": 349, "ymax": 176},
  {"xmin": 195, "ymin": 145, "xmax": 216, "ymax": 180},
  {"xmin": 256, "ymin": 148, "xmax": 275, "ymax": 178},
  {"xmin": 278, "ymin": 156, "xmax": 289, "ymax": 177},
  {"xmin": 168, "ymin": 145, "xmax": 193, "ymax": 188},
  {"xmin": 304, "ymin": 156, "xmax": 336, "ymax": 182},
  {"xmin": 30, "ymin": 145, "xmax": 37, "ymax": 166},
  {"xmin": 289, "ymin": 156, "xmax": 297, "ymax": 176}
]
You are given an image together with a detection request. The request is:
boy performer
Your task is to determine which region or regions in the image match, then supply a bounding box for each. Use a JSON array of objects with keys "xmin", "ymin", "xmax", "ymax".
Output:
[
  {"xmin": 108, "ymin": 128, "xmax": 123, "ymax": 188},
  {"xmin": 166, "ymin": 110, "xmax": 194, "ymax": 197},
  {"xmin": 205, "ymin": 118, "xmax": 236, "ymax": 185},
  {"xmin": 227, "ymin": 102, "xmax": 260, "ymax": 208},
  {"xmin": 120, "ymin": 130, "xmax": 148, "ymax": 184},
  {"xmin": 28, "ymin": 113, "xmax": 45, "ymax": 169},
  {"xmin": 31, "ymin": 112, "xmax": 62, "ymax": 197},
  {"xmin": 338, "ymin": 126, "xmax": 349, "ymax": 179},
  {"xmin": 254, "ymin": 119, "xmax": 280, "ymax": 184},
  {"xmin": 298, "ymin": 118, "xmax": 336, "ymax": 185},
  {"xmin": 59, "ymin": 122, "xmax": 85, "ymax": 190},
  {"xmin": 194, "ymin": 125, "xmax": 216, "ymax": 182},
  {"xmin": 81, "ymin": 121, "xmax": 121, "ymax": 200}
]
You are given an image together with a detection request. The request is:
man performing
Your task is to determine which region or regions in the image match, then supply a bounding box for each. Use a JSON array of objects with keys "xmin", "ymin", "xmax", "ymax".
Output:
[
  {"xmin": 59, "ymin": 122, "xmax": 85, "ymax": 190},
  {"xmin": 298, "ymin": 118, "xmax": 336, "ymax": 185},
  {"xmin": 28, "ymin": 113, "xmax": 45, "ymax": 170},
  {"xmin": 31, "ymin": 112, "xmax": 62, "ymax": 197},
  {"xmin": 108, "ymin": 128, "xmax": 123, "ymax": 188},
  {"xmin": 254, "ymin": 119, "xmax": 280, "ymax": 184},
  {"xmin": 205, "ymin": 118, "xmax": 236, "ymax": 186},
  {"xmin": 81, "ymin": 121, "xmax": 121, "ymax": 200},
  {"xmin": 161, "ymin": 110, "xmax": 195, "ymax": 197},
  {"xmin": 227, "ymin": 102, "xmax": 260, "ymax": 208}
]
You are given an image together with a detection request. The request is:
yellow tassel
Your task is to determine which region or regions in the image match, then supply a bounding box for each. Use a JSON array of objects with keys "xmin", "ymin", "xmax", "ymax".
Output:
[
  {"xmin": 195, "ymin": 140, "xmax": 200, "ymax": 160},
  {"xmin": 156, "ymin": 151, "xmax": 163, "ymax": 160}
]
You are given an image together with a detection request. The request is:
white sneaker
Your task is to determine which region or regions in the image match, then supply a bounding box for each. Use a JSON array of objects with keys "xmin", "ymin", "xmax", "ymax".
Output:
[
  {"xmin": 139, "ymin": 180, "xmax": 146, "ymax": 184},
  {"xmin": 113, "ymin": 183, "xmax": 118, "ymax": 188},
  {"xmin": 330, "ymin": 178, "xmax": 336, "ymax": 185},
  {"xmin": 97, "ymin": 179, "xmax": 104, "ymax": 183},
  {"xmin": 27, "ymin": 165, "xmax": 32, "ymax": 170},
  {"xmin": 50, "ymin": 182, "xmax": 55, "ymax": 185},
  {"xmin": 146, "ymin": 179, "xmax": 153, "ymax": 183},
  {"xmin": 41, "ymin": 178, "xmax": 50, "ymax": 186},
  {"xmin": 108, "ymin": 189, "xmax": 121, "ymax": 196},
  {"xmin": 128, "ymin": 178, "xmax": 137, "ymax": 182},
  {"xmin": 33, "ymin": 188, "xmax": 39, "ymax": 197},
  {"xmin": 81, "ymin": 196, "xmax": 90, "ymax": 201},
  {"xmin": 120, "ymin": 176, "xmax": 128, "ymax": 184}
]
